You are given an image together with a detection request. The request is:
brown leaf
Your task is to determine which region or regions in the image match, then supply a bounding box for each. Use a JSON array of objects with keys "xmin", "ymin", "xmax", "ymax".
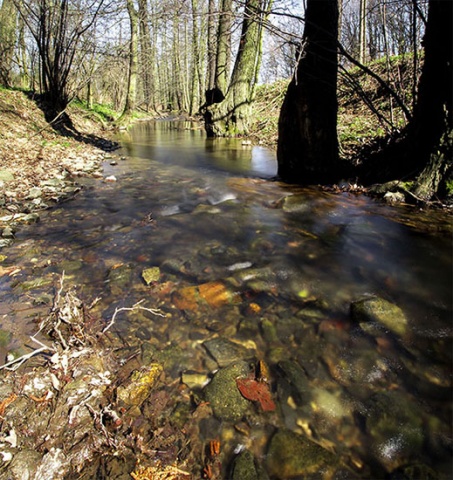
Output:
[{"xmin": 236, "ymin": 377, "xmax": 276, "ymax": 412}]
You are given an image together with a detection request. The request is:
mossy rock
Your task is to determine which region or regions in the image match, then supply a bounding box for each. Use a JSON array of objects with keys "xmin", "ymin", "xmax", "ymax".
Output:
[
  {"xmin": 231, "ymin": 449, "xmax": 259, "ymax": 480},
  {"xmin": 351, "ymin": 296, "xmax": 408, "ymax": 336},
  {"xmin": 266, "ymin": 429, "xmax": 339, "ymax": 478},
  {"xmin": 203, "ymin": 361, "xmax": 251, "ymax": 422}
]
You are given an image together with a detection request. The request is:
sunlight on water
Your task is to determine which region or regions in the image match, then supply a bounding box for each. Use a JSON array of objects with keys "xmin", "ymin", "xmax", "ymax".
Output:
[{"xmin": 0, "ymin": 120, "xmax": 451, "ymax": 478}]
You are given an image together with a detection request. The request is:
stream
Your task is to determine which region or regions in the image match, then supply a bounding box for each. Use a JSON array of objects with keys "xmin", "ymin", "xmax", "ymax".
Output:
[{"xmin": 0, "ymin": 120, "xmax": 451, "ymax": 479}]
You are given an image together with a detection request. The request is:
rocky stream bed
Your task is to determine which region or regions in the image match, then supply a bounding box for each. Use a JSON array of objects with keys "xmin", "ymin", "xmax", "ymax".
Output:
[{"xmin": 0, "ymin": 116, "xmax": 451, "ymax": 479}]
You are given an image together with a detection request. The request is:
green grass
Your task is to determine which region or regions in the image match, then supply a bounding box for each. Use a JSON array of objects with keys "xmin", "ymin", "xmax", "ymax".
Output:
[{"xmin": 71, "ymin": 99, "xmax": 118, "ymax": 122}]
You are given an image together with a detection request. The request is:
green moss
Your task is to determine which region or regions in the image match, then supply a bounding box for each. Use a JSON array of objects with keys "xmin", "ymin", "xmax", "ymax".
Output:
[{"xmin": 445, "ymin": 179, "xmax": 453, "ymax": 195}]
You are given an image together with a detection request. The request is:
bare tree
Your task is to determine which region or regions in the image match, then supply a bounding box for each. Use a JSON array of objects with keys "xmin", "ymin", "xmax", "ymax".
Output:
[
  {"xmin": 118, "ymin": 0, "xmax": 139, "ymax": 124},
  {"xmin": 15, "ymin": 0, "xmax": 106, "ymax": 117}
]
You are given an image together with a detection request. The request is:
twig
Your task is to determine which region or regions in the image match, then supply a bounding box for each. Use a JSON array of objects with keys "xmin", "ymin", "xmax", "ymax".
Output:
[
  {"xmin": 102, "ymin": 299, "xmax": 165, "ymax": 334},
  {"xmin": 0, "ymin": 336, "xmax": 53, "ymax": 371}
]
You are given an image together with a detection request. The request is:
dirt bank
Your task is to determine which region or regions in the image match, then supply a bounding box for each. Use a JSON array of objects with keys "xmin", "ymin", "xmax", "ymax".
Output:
[{"xmin": 0, "ymin": 89, "xmax": 119, "ymax": 240}]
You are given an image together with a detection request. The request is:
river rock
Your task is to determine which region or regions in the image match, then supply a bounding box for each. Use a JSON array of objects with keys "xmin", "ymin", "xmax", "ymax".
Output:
[
  {"xmin": 389, "ymin": 463, "xmax": 441, "ymax": 479},
  {"xmin": 266, "ymin": 429, "xmax": 339, "ymax": 478},
  {"xmin": 107, "ymin": 264, "xmax": 133, "ymax": 295},
  {"xmin": 116, "ymin": 363, "xmax": 163, "ymax": 407},
  {"xmin": 350, "ymin": 296, "xmax": 408, "ymax": 336},
  {"xmin": 277, "ymin": 360, "xmax": 311, "ymax": 405},
  {"xmin": 366, "ymin": 391, "xmax": 424, "ymax": 472},
  {"xmin": 21, "ymin": 213, "xmax": 40, "ymax": 224},
  {"xmin": 27, "ymin": 187, "xmax": 43, "ymax": 199},
  {"xmin": 231, "ymin": 449, "xmax": 259, "ymax": 480},
  {"xmin": 0, "ymin": 170, "xmax": 15, "ymax": 182},
  {"xmin": 203, "ymin": 337, "xmax": 252, "ymax": 367},
  {"xmin": 2, "ymin": 226, "xmax": 15, "ymax": 238},
  {"xmin": 384, "ymin": 191, "xmax": 405, "ymax": 204},
  {"xmin": 203, "ymin": 361, "xmax": 251, "ymax": 421},
  {"xmin": 142, "ymin": 266, "xmax": 160, "ymax": 285},
  {"xmin": 275, "ymin": 194, "xmax": 311, "ymax": 213},
  {"xmin": 172, "ymin": 281, "xmax": 241, "ymax": 311},
  {"xmin": 0, "ymin": 238, "xmax": 12, "ymax": 249}
]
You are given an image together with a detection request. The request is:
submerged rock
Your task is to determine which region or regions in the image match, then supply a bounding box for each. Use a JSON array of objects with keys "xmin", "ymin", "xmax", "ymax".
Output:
[
  {"xmin": 107, "ymin": 264, "xmax": 133, "ymax": 295},
  {"xmin": 116, "ymin": 363, "xmax": 163, "ymax": 407},
  {"xmin": 277, "ymin": 360, "xmax": 311, "ymax": 405},
  {"xmin": 231, "ymin": 449, "xmax": 259, "ymax": 480},
  {"xmin": 203, "ymin": 361, "xmax": 251, "ymax": 421},
  {"xmin": 275, "ymin": 194, "xmax": 311, "ymax": 213},
  {"xmin": 389, "ymin": 463, "xmax": 441, "ymax": 479},
  {"xmin": 351, "ymin": 296, "xmax": 408, "ymax": 336},
  {"xmin": 172, "ymin": 281, "xmax": 241, "ymax": 311},
  {"xmin": 142, "ymin": 266, "xmax": 160, "ymax": 285},
  {"xmin": 266, "ymin": 429, "xmax": 339, "ymax": 478},
  {"xmin": 203, "ymin": 337, "xmax": 252, "ymax": 367},
  {"xmin": 366, "ymin": 391, "xmax": 425, "ymax": 472}
]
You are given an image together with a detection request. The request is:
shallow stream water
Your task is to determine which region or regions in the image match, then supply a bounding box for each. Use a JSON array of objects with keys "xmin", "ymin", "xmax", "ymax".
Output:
[{"xmin": 0, "ymin": 120, "xmax": 451, "ymax": 478}]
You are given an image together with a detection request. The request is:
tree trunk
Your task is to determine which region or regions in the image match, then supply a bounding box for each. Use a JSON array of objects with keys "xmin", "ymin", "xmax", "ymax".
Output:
[
  {"xmin": 277, "ymin": 0, "xmax": 339, "ymax": 184},
  {"xmin": 361, "ymin": 0, "xmax": 452, "ymax": 200},
  {"xmin": 138, "ymin": 0, "xmax": 153, "ymax": 111},
  {"xmin": 0, "ymin": 0, "xmax": 18, "ymax": 86},
  {"xmin": 214, "ymin": 0, "xmax": 233, "ymax": 98},
  {"xmin": 119, "ymin": 0, "xmax": 139, "ymax": 123},
  {"xmin": 359, "ymin": 0, "xmax": 367, "ymax": 64},
  {"xmin": 206, "ymin": 0, "xmax": 217, "ymax": 91},
  {"xmin": 189, "ymin": 0, "xmax": 201, "ymax": 115},
  {"xmin": 410, "ymin": 0, "xmax": 452, "ymax": 199},
  {"xmin": 204, "ymin": 0, "xmax": 268, "ymax": 137}
]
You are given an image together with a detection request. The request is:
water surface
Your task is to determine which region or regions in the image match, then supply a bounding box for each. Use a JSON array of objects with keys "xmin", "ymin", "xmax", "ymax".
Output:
[{"xmin": 0, "ymin": 120, "xmax": 451, "ymax": 478}]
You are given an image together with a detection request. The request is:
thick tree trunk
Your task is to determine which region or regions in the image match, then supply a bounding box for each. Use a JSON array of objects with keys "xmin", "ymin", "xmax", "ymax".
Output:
[
  {"xmin": 409, "ymin": 0, "xmax": 452, "ymax": 186},
  {"xmin": 277, "ymin": 0, "xmax": 339, "ymax": 184},
  {"xmin": 204, "ymin": 0, "xmax": 267, "ymax": 137},
  {"xmin": 0, "ymin": 0, "xmax": 17, "ymax": 86},
  {"xmin": 360, "ymin": 0, "xmax": 452, "ymax": 201},
  {"xmin": 119, "ymin": 0, "xmax": 139, "ymax": 123},
  {"xmin": 138, "ymin": 0, "xmax": 153, "ymax": 111},
  {"xmin": 214, "ymin": 0, "xmax": 233, "ymax": 98},
  {"xmin": 206, "ymin": 0, "xmax": 217, "ymax": 91}
]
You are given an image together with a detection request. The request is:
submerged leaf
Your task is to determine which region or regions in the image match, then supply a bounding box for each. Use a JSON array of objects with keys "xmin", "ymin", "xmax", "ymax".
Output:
[{"xmin": 236, "ymin": 377, "xmax": 276, "ymax": 412}]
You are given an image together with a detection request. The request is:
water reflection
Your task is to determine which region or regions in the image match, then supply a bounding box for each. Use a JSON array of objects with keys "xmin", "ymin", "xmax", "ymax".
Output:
[
  {"xmin": 119, "ymin": 120, "xmax": 277, "ymax": 177},
  {"xmin": 0, "ymin": 120, "xmax": 451, "ymax": 478}
]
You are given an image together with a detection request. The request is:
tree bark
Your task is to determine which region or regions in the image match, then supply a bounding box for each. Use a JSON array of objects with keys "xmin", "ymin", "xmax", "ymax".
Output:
[
  {"xmin": 138, "ymin": 0, "xmax": 153, "ymax": 111},
  {"xmin": 0, "ymin": 0, "xmax": 18, "ymax": 86},
  {"xmin": 119, "ymin": 0, "xmax": 139, "ymax": 123},
  {"xmin": 206, "ymin": 0, "xmax": 217, "ymax": 91},
  {"xmin": 214, "ymin": 0, "xmax": 233, "ymax": 97},
  {"xmin": 410, "ymin": 0, "xmax": 452, "ymax": 199},
  {"xmin": 359, "ymin": 0, "xmax": 367, "ymax": 64},
  {"xmin": 204, "ymin": 0, "xmax": 268, "ymax": 137},
  {"xmin": 361, "ymin": 0, "xmax": 452, "ymax": 200},
  {"xmin": 277, "ymin": 0, "xmax": 339, "ymax": 184}
]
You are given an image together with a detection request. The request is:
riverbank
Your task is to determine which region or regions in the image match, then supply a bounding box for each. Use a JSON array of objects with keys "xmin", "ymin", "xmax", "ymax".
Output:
[{"xmin": 0, "ymin": 89, "xmax": 120, "ymax": 246}]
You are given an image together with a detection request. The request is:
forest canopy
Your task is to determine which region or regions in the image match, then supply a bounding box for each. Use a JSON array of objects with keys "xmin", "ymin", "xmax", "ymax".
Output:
[{"xmin": 0, "ymin": 0, "xmax": 451, "ymax": 200}]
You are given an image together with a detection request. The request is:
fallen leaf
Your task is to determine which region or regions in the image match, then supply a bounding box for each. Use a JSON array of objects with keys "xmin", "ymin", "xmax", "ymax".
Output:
[{"xmin": 236, "ymin": 377, "xmax": 276, "ymax": 412}]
